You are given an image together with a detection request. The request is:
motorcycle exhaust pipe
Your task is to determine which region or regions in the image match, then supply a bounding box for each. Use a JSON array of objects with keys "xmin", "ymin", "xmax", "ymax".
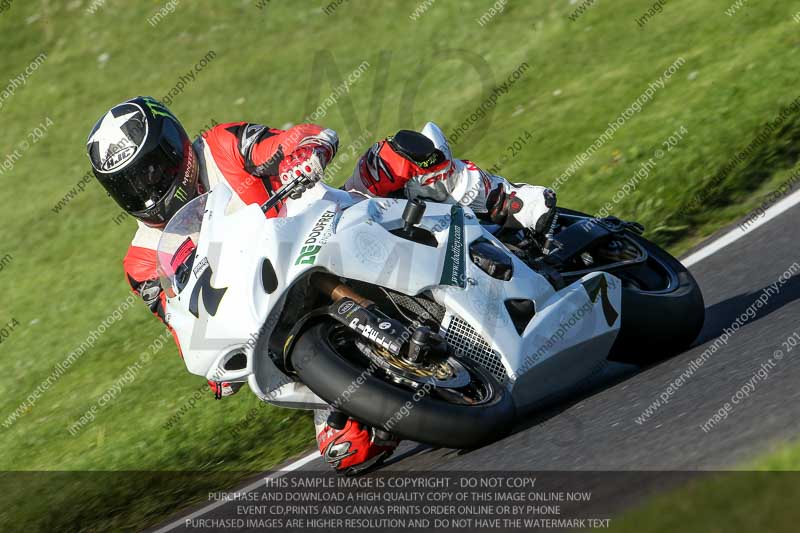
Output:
[{"xmin": 311, "ymin": 273, "xmax": 373, "ymax": 307}]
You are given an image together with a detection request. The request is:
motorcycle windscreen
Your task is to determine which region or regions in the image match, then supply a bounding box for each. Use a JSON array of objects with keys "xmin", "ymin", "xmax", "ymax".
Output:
[{"xmin": 156, "ymin": 192, "xmax": 208, "ymax": 296}]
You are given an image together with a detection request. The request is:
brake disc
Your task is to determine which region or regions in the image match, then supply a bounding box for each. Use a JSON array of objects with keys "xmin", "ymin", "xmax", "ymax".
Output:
[{"xmin": 354, "ymin": 339, "xmax": 471, "ymax": 389}]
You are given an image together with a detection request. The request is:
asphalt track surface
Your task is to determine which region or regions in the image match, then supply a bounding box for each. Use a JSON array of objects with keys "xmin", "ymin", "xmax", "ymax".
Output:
[{"xmin": 153, "ymin": 201, "xmax": 800, "ymax": 531}]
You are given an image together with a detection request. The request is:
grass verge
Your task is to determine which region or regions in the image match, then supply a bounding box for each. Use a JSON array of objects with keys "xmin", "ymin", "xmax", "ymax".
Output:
[{"xmin": 1, "ymin": 0, "xmax": 799, "ymax": 530}]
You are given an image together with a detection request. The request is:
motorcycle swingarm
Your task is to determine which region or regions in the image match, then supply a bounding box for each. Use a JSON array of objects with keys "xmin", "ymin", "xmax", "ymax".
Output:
[
  {"xmin": 545, "ymin": 218, "xmax": 614, "ymax": 265},
  {"xmin": 545, "ymin": 216, "xmax": 645, "ymax": 266}
]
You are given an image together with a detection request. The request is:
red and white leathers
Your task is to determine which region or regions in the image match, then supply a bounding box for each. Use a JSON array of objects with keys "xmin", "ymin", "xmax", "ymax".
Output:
[
  {"xmin": 344, "ymin": 126, "xmax": 557, "ymax": 235},
  {"xmin": 122, "ymin": 122, "xmax": 338, "ymax": 397}
]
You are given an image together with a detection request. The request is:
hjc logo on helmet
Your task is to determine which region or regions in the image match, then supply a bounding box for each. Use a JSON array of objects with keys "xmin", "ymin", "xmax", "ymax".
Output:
[
  {"xmin": 87, "ymin": 102, "xmax": 148, "ymax": 174},
  {"xmin": 101, "ymin": 140, "xmax": 137, "ymax": 171}
]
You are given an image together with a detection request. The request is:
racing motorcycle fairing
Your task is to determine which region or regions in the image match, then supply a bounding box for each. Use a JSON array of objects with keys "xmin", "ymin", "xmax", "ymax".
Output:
[{"xmin": 159, "ymin": 177, "xmax": 622, "ymax": 414}]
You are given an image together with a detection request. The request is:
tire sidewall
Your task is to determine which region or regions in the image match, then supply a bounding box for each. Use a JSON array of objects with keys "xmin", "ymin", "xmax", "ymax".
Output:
[
  {"xmin": 556, "ymin": 208, "xmax": 705, "ymax": 362},
  {"xmin": 292, "ymin": 322, "xmax": 516, "ymax": 449}
]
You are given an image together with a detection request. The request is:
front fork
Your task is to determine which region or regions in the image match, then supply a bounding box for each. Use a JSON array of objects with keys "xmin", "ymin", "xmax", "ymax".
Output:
[
  {"xmin": 282, "ymin": 273, "xmax": 448, "ymax": 371},
  {"xmin": 312, "ymin": 273, "xmax": 448, "ymax": 363},
  {"xmin": 306, "ymin": 274, "xmax": 445, "ymax": 439},
  {"xmin": 312, "ymin": 273, "xmax": 409, "ymax": 356}
]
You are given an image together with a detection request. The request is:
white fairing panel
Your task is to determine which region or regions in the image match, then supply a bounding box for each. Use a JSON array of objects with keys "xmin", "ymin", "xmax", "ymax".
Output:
[
  {"xmin": 164, "ymin": 184, "xmax": 340, "ymax": 408},
  {"xmin": 165, "ymin": 179, "xmax": 622, "ymax": 413}
]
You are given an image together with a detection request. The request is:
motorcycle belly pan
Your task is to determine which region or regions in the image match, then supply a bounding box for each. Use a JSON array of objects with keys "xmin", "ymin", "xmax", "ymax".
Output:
[{"xmin": 435, "ymin": 269, "xmax": 622, "ymax": 412}]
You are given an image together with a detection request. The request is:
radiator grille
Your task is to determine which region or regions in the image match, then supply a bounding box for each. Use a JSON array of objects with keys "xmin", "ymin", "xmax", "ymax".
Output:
[{"xmin": 444, "ymin": 315, "xmax": 508, "ymax": 385}]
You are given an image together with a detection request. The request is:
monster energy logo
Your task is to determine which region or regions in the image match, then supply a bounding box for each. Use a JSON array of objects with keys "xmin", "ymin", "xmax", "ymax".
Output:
[
  {"xmin": 142, "ymin": 96, "xmax": 177, "ymax": 120},
  {"xmin": 418, "ymin": 152, "xmax": 439, "ymax": 168},
  {"xmin": 174, "ymin": 186, "xmax": 188, "ymax": 202}
]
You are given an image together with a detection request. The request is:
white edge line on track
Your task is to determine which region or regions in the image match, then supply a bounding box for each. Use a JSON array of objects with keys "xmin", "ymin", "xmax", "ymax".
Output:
[
  {"xmin": 155, "ymin": 185, "xmax": 800, "ymax": 532},
  {"xmin": 151, "ymin": 451, "xmax": 320, "ymax": 533},
  {"xmin": 682, "ymin": 187, "xmax": 800, "ymax": 267}
]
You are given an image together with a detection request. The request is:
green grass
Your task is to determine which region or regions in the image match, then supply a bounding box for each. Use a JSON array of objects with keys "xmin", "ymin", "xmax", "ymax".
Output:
[
  {"xmin": 2, "ymin": 0, "xmax": 800, "ymax": 530},
  {"xmin": 608, "ymin": 441, "xmax": 800, "ymax": 533}
]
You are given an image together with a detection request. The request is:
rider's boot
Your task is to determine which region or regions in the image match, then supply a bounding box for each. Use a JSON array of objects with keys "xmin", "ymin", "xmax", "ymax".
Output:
[
  {"xmin": 314, "ymin": 409, "xmax": 399, "ymax": 475},
  {"xmin": 208, "ymin": 381, "xmax": 243, "ymax": 399}
]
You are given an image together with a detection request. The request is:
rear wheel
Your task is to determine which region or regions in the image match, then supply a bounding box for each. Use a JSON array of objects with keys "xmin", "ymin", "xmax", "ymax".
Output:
[
  {"xmin": 609, "ymin": 232, "xmax": 705, "ymax": 363},
  {"xmin": 558, "ymin": 209, "xmax": 705, "ymax": 364},
  {"xmin": 291, "ymin": 321, "xmax": 515, "ymax": 449}
]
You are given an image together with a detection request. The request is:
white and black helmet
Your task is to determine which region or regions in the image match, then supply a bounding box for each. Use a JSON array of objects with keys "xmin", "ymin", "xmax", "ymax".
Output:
[{"xmin": 86, "ymin": 96, "xmax": 199, "ymax": 227}]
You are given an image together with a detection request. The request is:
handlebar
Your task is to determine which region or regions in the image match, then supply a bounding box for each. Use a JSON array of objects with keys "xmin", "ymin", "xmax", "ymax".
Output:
[{"xmin": 260, "ymin": 172, "xmax": 310, "ymax": 214}]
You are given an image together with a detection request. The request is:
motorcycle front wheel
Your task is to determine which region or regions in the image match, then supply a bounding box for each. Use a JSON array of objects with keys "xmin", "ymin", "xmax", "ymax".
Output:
[{"xmin": 291, "ymin": 321, "xmax": 516, "ymax": 449}]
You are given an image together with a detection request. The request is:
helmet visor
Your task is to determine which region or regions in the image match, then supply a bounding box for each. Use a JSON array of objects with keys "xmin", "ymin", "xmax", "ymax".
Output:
[{"xmin": 99, "ymin": 155, "xmax": 179, "ymax": 213}]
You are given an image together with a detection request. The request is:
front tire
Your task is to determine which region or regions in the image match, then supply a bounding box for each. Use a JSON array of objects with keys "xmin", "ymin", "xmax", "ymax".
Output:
[{"xmin": 291, "ymin": 322, "xmax": 516, "ymax": 449}]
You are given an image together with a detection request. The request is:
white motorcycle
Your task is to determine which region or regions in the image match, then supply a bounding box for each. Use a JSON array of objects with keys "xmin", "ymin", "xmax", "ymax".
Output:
[{"xmin": 156, "ymin": 124, "xmax": 704, "ymax": 448}]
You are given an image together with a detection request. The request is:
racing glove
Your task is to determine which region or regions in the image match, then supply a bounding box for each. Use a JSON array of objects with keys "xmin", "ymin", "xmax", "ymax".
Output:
[
  {"xmin": 487, "ymin": 184, "xmax": 557, "ymax": 235},
  {"xmin": 278, "ymin": 145, "xmax": 327, "ymax": 199}
]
